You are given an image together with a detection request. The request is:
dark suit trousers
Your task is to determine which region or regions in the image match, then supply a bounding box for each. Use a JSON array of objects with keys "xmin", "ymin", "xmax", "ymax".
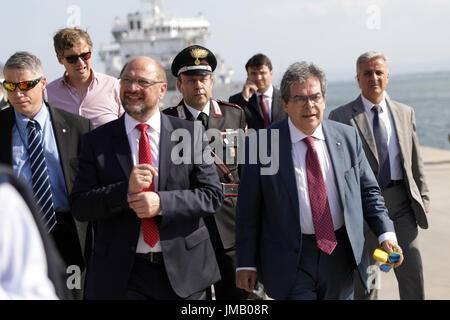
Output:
[
  {"xmin": 51, "ymin": 212, "xmax": 85, "ymax": 299},
  {"xmin": 126, "ymin": 257, "xmax": 206, "ymax": 300},
  {"xmin": 204, "ymin": 216, "xmax": 249, "ymax": 300},
  {"xmin": 286, "ymin": 228, "xmax": 355, "ymax": 300},
  {"xmin": 354, "ymin": 182, "xmax": 424, "ymax": 300}
]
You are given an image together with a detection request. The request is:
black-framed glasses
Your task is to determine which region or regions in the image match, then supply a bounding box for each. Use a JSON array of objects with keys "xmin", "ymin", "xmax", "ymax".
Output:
[
  {"xmin": 120, "ymin": 77, "xmax": 165, "ymax": 89},
  {"xmin": 2, "ymin": 77, "xmax": 43, "ymax": 92},
  {"xmin": 62, "ymin": 51, "xmax": 92, "ymax": 64},
  {"xmin": 289, "ymin": 92, "xmax": 324, "ymax": 107}
]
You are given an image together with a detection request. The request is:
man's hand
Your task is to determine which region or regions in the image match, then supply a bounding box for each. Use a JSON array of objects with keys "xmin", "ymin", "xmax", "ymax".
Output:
[
  {"xmin": 242, "ymin": 78, "xmax": 259, "ymax": 101},
  {"xmin": 236, "ymin": 270, "xmax": 257, "ymax": 293},
  {"xmin": 381, "ymin": 240, "xmax": 404, "ymax": 268},
  {"xmin": 128, "ymin": 164, "xmax": 158, "ymax": 194},
  {"xmin": 127, "ymin": 191, "xmax": 161, "ymax": 219}
]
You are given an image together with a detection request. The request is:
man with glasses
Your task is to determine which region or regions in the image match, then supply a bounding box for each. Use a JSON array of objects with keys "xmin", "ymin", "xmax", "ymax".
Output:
[
  {"xmin": 0, "ymin": 51, "xmax": 92, "ymax": 299},
  {"xmin": 70, "ymin": 56, "xmax": 223, "ymax": 300},
  {"xmin": 229, "ymin": 53, "xmax": 286, "ymax": 130},
  {"xmin": 235, "ymin": 61, "xmax": 403, "ymax": 300},
  {"xmin": 47, "ymin": 27, "xmax": 124, "ymax": 128},
  {"xmin": 1, "ymin": 63, "xmax": 8, "ymax": 110},
  {"xmin": 163, "ymin": 45, "xmax": 248, "ymax": 300},
  {"xmin": 329, "ymin": 51, "xmax": 430, "ymax": 300}
]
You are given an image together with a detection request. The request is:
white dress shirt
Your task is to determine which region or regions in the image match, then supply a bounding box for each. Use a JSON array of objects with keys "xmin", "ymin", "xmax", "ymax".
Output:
[
  {"xmin": 124, "ymin": 109, "xmax": 162, "ymax": 253},
  {"xmin": 0, "ymin": 184, "xmax": 58, "ymax": 300},
  {"xmin": 361, "ymin": 93, "xmax": 404, "ymax": 180}
]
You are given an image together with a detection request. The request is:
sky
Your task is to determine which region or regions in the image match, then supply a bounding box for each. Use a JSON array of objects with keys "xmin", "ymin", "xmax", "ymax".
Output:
[{"xmin": 1, "ymin": 0, "xmax": 450, "ymax": 84}]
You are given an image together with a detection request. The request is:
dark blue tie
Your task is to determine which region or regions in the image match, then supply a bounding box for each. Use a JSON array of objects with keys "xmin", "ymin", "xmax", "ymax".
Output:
[
  {"xmin": 27, "ymin": 120, "xmax": 57, "ymax": 232},
  {"xmin": 372, "ymin": 105, "xmax": 391, "ymax": 189}
]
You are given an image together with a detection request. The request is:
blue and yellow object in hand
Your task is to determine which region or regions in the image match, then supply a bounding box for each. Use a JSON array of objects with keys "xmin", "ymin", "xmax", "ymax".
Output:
[{"xmin": 373, "ymin": 248, "xmax": 402, "ymax": 272}]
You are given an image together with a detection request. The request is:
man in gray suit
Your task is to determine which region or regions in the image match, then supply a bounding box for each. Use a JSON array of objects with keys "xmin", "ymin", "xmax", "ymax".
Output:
[{"xmin": 329, "ymin": 51, "xmax": 430, "ymax": 300}]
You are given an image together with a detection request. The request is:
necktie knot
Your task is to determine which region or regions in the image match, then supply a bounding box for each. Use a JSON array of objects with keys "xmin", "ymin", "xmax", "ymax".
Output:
[
  {"xmin": 136, "ymin": 123, "xmax": 150, "ymax": 133},
  {"xmin": 303, "ymin": 136, "xmax": 315, "ymax": 149},
  {"xmin": 372, "ymin": 104, "xmax": 382, "ymax": 114},
  {"xmin": 197, "ymin": 112, "xmax": 209, "ymax": 128}
]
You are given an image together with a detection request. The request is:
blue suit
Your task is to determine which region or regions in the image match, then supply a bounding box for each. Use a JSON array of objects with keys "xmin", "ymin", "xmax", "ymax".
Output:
[{"xmin": 235, "ymin": 118, "xmax": 394, "ymax": 299}]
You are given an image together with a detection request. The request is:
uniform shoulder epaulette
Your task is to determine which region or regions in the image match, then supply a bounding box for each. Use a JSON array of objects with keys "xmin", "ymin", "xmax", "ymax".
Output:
[
  {"xmin": 215, "ymin": 99, "xmax": 243, "ymax": 110},
  {"xmin": 162, "ymin": 106, "xmax": 178, "ymax": 116}
]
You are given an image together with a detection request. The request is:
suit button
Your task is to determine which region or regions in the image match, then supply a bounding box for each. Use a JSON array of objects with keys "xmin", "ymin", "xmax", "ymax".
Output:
[
  {"xmin": 130, "ymin": 247, "xmax": 136, "ymax": 252},
  {"xmin": 294, "ymin": 248, "xmax": 300, "ymax": 254}
]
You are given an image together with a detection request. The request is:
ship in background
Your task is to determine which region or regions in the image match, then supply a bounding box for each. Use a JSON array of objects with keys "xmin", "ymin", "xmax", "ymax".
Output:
[{"xmin": 98, "ymin": 0, "xmax": 234, "ymax": 96}]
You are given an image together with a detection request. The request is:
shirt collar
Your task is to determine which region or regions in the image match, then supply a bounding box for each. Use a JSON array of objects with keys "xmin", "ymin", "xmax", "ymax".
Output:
[
  {"xmin": 62, "ymin": 68, "xmax": 97, "ymax": 87},
  {"xmin": 184, "ymin": 100, "xmax": 210, "ymax": 119},
  {"xmin": 361, "ymin": 92, "xmax": 388, "ymax": 114},
  {"xmin": 288, "ymin": 117, "xmax": 325, "ymax": 144},
  {"xmin": 124, "ymin": 108, "xmax": 161, "ymax": 136},
  {"xmin": 257, "ymin": 85, "xmax": 274, "ymax": 98},
  {"xmin": 14, "ymin": 102, "xmax": 48, "ymax": 129}
]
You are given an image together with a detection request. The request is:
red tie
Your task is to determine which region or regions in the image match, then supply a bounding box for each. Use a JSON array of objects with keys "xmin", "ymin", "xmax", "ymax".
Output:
[
  {"xmin": 259, "ymin": 94, "xmax": 270, "ymax": 128},
  {"xmin": 136, "ymin": 124, "xmax": 159, "ymax": 247},
  {"xmin": 304, "ymin": 136, "xmax": 337, "ymax": 255}
]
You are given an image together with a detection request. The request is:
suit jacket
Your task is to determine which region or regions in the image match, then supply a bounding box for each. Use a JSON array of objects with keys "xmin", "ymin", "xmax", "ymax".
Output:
[
  {"xmin": 229, "ymin": 87, "xmax": 286, "ymax": 130},
  {"xmin": 328, "ymin": 95, "xmax": 430, "ymax": 229},
  {"xmin": 0, "ymin": 165, "xmax": 72, "ymax": 299},
  {"xmin": 0, "ymin": 103, "xmax": 93, "ymax": 266},
  {"xmin": 163, "ymin": 99, "xmax": 246, "ymax": 249},
  {"xmin": 70, "ymin": 113, "xmax": 223, "ymax": 299},
  {"xmin": 235, "ymin": 118, "xmax": 395, "ymax": 299}
]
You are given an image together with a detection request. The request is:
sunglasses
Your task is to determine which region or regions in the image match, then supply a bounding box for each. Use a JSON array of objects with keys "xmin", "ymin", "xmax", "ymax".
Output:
[
  {"xmin": 2, "ymin": 77, "xmax": 43, "ymax": 92},
  {"xmin": 62, "ymin": 51, "xmax": 92, "ymax": 64}
]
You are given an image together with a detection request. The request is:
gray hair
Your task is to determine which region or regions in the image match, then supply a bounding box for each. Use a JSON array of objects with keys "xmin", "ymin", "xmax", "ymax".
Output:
[
  {"xmin": 3, "ymin": 51, "xmax": 44, "ymax": 78},
  {"xmin": 356, "ymin": 51, "xmax": 389, "ymax": 74},
  {"xmin": 280, "ymin": 61, "xmax": 327, "ymax": 103}
]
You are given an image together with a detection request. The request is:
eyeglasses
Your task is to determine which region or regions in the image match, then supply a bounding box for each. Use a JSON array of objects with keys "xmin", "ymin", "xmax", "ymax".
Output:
[
  {"xmin": 289, "ymin": 93, "xmax": 324, "ymax": 107},
  {"xmin": 62, "ymin": 51, "xmax": 92, "ymax": 64},
  {"xmin": 2, "ymin": 77, "xmax": 43, "ymax": 92},
  {"xmin": 120, "ymin": 77, "xmax": 164, "ymax": 89}
]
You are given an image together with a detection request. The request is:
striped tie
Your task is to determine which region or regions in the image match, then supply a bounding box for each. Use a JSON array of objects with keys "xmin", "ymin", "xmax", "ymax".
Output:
[{"xmin": 27, "ymin": 120, "xmax": 57, "ymax": 232}]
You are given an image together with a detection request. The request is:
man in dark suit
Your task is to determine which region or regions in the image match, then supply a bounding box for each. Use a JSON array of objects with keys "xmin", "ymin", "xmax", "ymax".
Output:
[
  {"xmin": 70, "ymin": 56, "xmax": 223, "ymax": 300},
  {"xmin": 235, "ymin": 61, "xmax": 403, "ymax": 300},
  {"xmin": 0, "ymin": 51, "xmax": 92, "ymax": 299},
  {"xmin": 164, "ymin": 45, "xmax": 248, "ymax": 300},
  {"xmin": 328, "ymin": 51, "xmax": 430, "ymax": 300},
  {"xmin": 229, "ymin": 53, "xmax": 286, "ymax": 130}
]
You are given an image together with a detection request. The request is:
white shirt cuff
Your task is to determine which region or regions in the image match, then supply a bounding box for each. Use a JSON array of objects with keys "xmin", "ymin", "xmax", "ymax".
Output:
[
  {"xmin": 378, "ymin": 232, "xmax": 397, "ymax": 245},
  {"xmin": 236, "ymin": 267, "xmax": 257, "ymax": 273}
]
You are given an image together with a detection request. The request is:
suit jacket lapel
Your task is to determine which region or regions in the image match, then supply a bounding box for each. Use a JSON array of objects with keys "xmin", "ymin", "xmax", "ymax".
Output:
[
  {"xmin": 113, "ymin": 116, "xmax": 133, "ymax": 181},
  {"xmin": 48, "ymin": 105, "xmax": 72, "ymax": 190},
  {"xmin": 278, "ymin": 119, "xmax": 300, "ymax": 222},
  {"xmin": 352, "ymin": 95, "xmax": 378, "ymax": 162},
  {"xmin": 386, "ymin": 99, "xmax": 407, "ymax": 163},
  {"xmin": 271, "ymin": 88, "xmax": 285, "ymax": 122},
  {"xmin": 0, "ymin": 107, "xmax": 15, "ymax": 165},
  {"xmin": 322, "ymin": 120, "xmax": 346, "ymax": 210},
  {"xmin": 249, "ymin": 94, "xmax": 264, "ymax": 120},
  {"xmin": 158, "ymin": 113, "xmax": 174, "ymax": 191}
]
